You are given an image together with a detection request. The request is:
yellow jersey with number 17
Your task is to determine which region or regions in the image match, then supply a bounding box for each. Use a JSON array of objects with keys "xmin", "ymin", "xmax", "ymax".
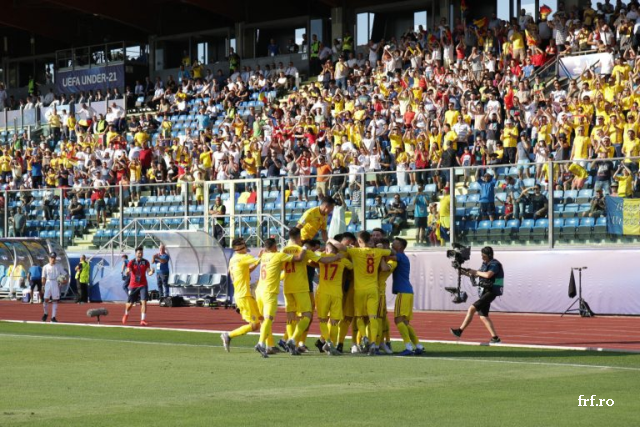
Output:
[
  {"xmin": 282, "ymin": 244, "xmax": 321, "ymax": 293},
  {"xmin": 347, "ymin": 247, "xmax": 391, "ymax": 291},
  {"xmin": 256, "ymin": 252, "xmax": 293, "ymax": 295},
  {"xmin": 318, "ymin": 255, "xmax": 353, "ymax": 297},
  {"xmin": 228, "ymin": 253, "xmax": 259, "ymax": 298}
]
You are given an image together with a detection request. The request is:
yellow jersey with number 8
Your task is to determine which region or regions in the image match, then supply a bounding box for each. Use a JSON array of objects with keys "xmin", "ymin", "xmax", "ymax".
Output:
[{"xmin": 347, "ymin": 247, "xmax": 391, "ymax": 291}]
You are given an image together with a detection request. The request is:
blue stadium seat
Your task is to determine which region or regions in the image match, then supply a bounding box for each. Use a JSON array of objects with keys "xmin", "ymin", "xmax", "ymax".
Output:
[
  {"xmin": 562, "ymin": 204, "xmax": 579, "ymax": 218},
  {"xmin": 465, "ymin": 194, "xmax": 480, "ymax": 208},
  {"xmin": 531, "ymin": 218, "xmax": 549, "ymax": 241},
  {"xmin": 474, "ymin": 220, "xmax": 492, "ymax": 242},
  {"xmin": 518, "ymin": 219, "xmax": 535, "ymax": 241},
  {"xmin": 593, "ymin": 217, "xmax": 607, "ymax": 241},
  {"xmin": 562, "ymin": 217, "xmax": 579, "ymax": 241},
  {"xmin": 577, "ymin": 217, "xmax": 595, "ymax": 240},
  {"xmin": 506, "ymin": 219, "xmax": 520, "ymax": 239},
  {"xmin": 488, "ymin": 220, "xmax": 506, "ymax": 241},
  {"xmin": 424, "ymin": 184, "xmax": 437, "ymax": 194},
  {"xmin": 564, "ymin": 190, "xmax": 578, "ymax": 204}
]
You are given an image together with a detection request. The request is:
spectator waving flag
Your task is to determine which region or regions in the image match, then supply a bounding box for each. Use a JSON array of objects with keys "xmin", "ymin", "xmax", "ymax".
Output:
[
  {"xmin": 258, "ymin": 87, "xmax": 267, "ymax": 103},
  {"xmin": 473, "ymin": 17, "xmax": 488, "ymax": 29},
  {"xmin": 540, "ymin": 5, "xmax": 552, "ymax": 19},
  {"xmin": 461, "ymin": 0, "xmax": 467, "ymax": 13}
]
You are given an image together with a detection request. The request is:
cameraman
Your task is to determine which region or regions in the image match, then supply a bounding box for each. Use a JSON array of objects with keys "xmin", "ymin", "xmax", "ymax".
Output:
[{"xmin": 450, "ymin": 246, "xmax": 503, "ymax": 343}]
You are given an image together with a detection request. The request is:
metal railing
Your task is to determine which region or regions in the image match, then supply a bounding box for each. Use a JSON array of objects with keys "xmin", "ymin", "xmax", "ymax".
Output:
[{"xmin": 10, "ymin": 154, "xmax": 640, "ymax": 252}]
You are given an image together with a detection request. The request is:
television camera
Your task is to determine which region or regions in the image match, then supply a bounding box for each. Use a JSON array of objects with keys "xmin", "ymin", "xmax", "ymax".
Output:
[{"xmin": 444, "ymin": 244, "xmax": 492, "ymax": 304}]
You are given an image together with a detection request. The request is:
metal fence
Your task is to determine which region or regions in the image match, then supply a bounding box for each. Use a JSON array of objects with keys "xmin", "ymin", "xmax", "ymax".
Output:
[{"xmin": 10, "ymin": 155, "xmax": 640, "ymax": 251}]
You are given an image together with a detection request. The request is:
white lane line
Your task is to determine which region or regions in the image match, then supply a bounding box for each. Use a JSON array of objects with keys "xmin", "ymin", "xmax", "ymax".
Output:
[
  {"xmin": 3, "ymin": 319, "xmax": 640, "ymax": 354},
  {"xmin": 1, "ymin": 332, "xmax": 640, "ymax": 372}
]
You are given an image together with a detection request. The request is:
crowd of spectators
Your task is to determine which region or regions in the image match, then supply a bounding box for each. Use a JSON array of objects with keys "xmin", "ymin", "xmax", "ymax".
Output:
[{"xmin": 2, "ymin": 2, "xmax": 640, "ymax": 245}]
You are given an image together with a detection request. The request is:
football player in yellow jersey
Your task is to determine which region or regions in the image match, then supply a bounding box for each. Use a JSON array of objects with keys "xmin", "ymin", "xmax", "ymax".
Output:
[
  {"xmin": 392, "ymin": 238, "xmax": 424, "ymax": 355},
  {"xmin": 296, "ymin": 196, "xmax": 336, "ymax": 241},
  {"xmin": 330, "ymin": 230, "xmax": 393, "ymax": 355},
  {"xmin": 376, "ymin": 238, "xmax": 396, "ymax": 355},
  {"xmin": 254, "ymin": 238, "xmax": 304, "ymax": 358},
  {"xmin": 315, "ymin": 243, "xmax": 353, "ymax": 355},
  {"xmin": 221, "ymin": 238, "xmax": 261, "ymax": 352},
  {"xmin": 335, "ymin": 232, "xmax": 358, "ymax": 354},
  {"xmin": 282, "ymin": 228, "xmax": 342, "ymax": 356}
]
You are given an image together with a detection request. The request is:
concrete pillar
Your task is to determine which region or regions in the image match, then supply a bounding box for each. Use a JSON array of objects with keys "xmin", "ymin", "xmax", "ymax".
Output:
[
  {"xmin": 439, "ymin": 0, "xmax": 451, "ymax": 28},
  {"xmin": 331, "ymin": 7, "xmax": 345, "ymax": 47},
  {"xmin": 235, "ymin": 22, "xmax": 245, "ymax": 58}
]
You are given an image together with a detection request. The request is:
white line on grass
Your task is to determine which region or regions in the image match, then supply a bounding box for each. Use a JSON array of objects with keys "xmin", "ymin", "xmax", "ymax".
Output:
[
  {"xmin": 1, "ymin": 332, "xmax": 639, "ymax": 372},
  {"xmin": 4, "ymin": 319, "xmax": 640, "ymax": 354}
]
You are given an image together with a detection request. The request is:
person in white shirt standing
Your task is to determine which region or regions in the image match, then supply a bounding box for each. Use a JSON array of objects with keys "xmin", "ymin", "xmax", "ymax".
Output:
[{"xmin": 42, "ymin": 252, "xmax": 68, "ymax": 323}]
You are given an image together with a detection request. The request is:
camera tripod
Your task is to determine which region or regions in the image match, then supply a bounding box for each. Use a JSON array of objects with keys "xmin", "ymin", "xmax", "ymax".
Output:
[{"xmin": 562, "ymin": 267, "xmax": 594, "ymax": 317}]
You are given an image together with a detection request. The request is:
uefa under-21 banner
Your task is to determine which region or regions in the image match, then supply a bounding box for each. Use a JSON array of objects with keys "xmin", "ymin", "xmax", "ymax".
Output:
[
  {"xmin": 605, "ymin": 196, "xmax": 640, "ymax": 235},
  {"xmin": 56, "ymin": 64, "xmax": 125, "ymax": 94}
]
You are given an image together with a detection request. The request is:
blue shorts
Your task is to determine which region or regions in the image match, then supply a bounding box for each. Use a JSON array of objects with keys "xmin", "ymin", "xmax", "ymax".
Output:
[
  {"xmin": 480, "ymin": 202, "xmax": 496, "ymax": 217},
  {"xmin": 127, "ymin": 286, "xmax": 148, "ymax": 303}
]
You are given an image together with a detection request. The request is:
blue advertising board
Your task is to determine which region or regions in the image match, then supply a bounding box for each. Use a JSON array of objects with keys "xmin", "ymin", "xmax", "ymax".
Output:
[{"xmin": 56, "ymin": 65, "xmax": 125, "ymax": 94}]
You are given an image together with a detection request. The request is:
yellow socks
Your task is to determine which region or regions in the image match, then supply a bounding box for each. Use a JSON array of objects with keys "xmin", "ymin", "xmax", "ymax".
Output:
[{"xmin": 229, "ymin": 324, "xmax": 253, "ymax": 338}]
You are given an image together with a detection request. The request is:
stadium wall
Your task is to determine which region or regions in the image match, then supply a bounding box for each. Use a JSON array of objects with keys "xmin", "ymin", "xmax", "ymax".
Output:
[
  {"xmin": 72, "ymin": 249, "xmax": 640, "ymax": 316},
  {"xmin": 402, "ymin": 249, "xmax": 640, "ymax": 316}
]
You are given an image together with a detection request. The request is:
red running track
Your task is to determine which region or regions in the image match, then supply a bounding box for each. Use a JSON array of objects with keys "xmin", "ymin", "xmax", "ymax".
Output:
[{"xmin": 1, "ymin": 300, "xmax": 639, "ymax": 352}]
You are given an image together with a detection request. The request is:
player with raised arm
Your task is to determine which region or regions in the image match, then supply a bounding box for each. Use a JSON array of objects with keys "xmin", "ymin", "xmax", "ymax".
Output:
[
  {"xmin": 221, "ymin": 238, "xmax": 261, "ymax": 352},
  {"xmin": 254, "ymin": 238, "xmax": 305, "ymax": 358},
  {"xmin": 282, "ymin": 228, "xmax": 343, "ymax": 356},
  {"xmin": 392, "ymin": 237, "xmax": 425, "ymax": 356}
]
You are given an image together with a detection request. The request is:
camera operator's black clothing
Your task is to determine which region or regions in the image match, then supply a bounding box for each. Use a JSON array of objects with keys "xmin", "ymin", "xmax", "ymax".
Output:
[{"xmin": 472, "ymin": 258, "xmax": 504, "ymax": 317}]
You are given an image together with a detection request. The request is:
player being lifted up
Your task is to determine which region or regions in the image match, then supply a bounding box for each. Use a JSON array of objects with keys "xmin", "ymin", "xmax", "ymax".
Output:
[
  {"xmin": 282, "ymin": 228, "xmax": 343, "ymax": 356},
  {"xmin": 221, "ymin": 237, "xmax": 261, "ymax": 352},
  {"xmin": 314, "ymin": 242, "xmax": 353, "ymax": 355},
  {"xmin": 297, "ymin": 196, "xmax": 336, "ymax": 242},
  {"xmin": 254, "ymin": 238, "xmax": 305, "ymax": 358},
  {"xmin": 329, "ymin": 231, "xmax": 394, "ymax": 356}
]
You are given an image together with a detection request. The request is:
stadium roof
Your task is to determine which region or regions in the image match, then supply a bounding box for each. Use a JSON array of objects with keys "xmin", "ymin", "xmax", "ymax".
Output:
[{"xmin": 0, "ymin": 0, "xmax": 400, "ymax": 50}]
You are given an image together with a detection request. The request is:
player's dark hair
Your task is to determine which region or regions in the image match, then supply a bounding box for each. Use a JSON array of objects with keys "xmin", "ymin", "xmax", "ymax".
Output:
[
  {"xmin": 394, "ymin": 237, "xmax": 408, "ymax": 249},
  {"xmin": 135, "ymin": 247, "xmax": 143, "ymax": 253},
  {"xmin": 372, "ymin": 227, "xmax": 386, "ymax": 236},
  {"xmin": 289, "ymin": 228, "xmax": 301, "ymax": 240},
  {"xmin": 358, "ymin": 230, "xmax": 371, "ymax": 243},
  {"xmin": 305, "ymin": 239, "xmax": 321, "ymax": 248},
  {"xmin": 380, "ymin": 237, "xmax": 390, "ymax": 246},
  {"xmin": 481, "ymin": 246, "xmax": 494, "ymax": 259},
  {"xmin": 333, "ymin": 233, "xmax": 344, "ymax": 241},
  {"xmin": 231, "ymin": 238, "xmax": 245, "ymax": 248},
  {"xmin": 263, "ymin": 238, "xmax": 277, "ymax": 249},
  {"xmin": 321, "ymin": 196, "xmax": 336, "ymax": 206},
  {"xmin": 342, "ymin": 232, "xmax": 356, "ymax": 241}
]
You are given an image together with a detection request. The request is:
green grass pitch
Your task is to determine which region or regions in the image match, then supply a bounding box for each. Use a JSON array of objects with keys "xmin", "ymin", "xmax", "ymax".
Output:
[{"xmin": 0, "ymin": 321, "xmax": 638, "ymax": 427}]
